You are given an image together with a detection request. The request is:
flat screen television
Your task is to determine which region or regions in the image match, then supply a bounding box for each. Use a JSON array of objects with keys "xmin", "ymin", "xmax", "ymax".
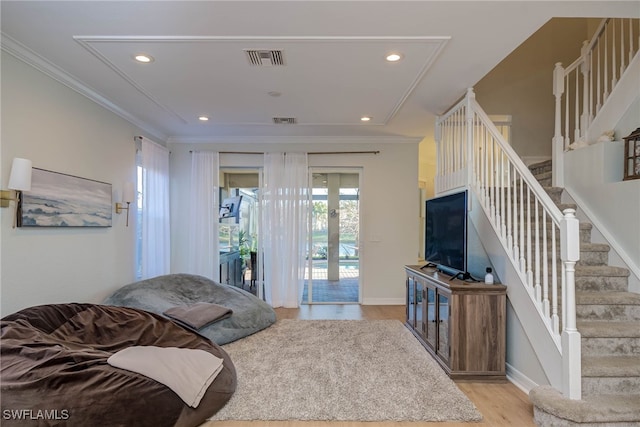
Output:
[
  {"xmin": 424, "ymin": 190, "xmax": 469, "ymax": 279},
  {"xmin": 219, "ymin": 196, "xmax": 242, "ymax": 220}
]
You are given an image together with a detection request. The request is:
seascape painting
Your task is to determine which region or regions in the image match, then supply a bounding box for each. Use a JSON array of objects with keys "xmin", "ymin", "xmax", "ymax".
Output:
[{"xmin": 20, "ymin": 168, "xmax": 112, "ymax": 227}]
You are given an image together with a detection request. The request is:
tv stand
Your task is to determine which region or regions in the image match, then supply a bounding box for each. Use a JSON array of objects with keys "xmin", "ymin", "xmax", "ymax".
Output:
[{"xmin": 405, "ymin": 265, "xmax": 507, "ymax": 381}]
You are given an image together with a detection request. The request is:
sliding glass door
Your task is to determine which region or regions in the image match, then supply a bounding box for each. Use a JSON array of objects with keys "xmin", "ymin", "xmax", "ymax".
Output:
[
  {"xmin": 304, "ymin": 169, "xmax": 361, "ymax": 304},
  {"xmin": 218, "ymin": 169, "xmax": 260, "ymax": 295}
]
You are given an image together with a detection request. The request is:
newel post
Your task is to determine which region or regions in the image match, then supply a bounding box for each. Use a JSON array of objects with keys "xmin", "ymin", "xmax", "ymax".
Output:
[
  {"xmin": 561, "ymin": 208, "xmax": 582, "ymax": 400},
  {"xmin": 552, "ymin": 62, "xmax": 565, "ymax": 187},
  {"xmin": 465, "ymin": 88, "xmax": 476, "ymax": 187}
]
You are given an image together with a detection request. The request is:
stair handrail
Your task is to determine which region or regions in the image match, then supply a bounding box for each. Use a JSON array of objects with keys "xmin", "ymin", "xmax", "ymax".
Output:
[
  {"xmin": 436, "ymin": 88, "xmax": 582, "ymax": 399},
  {"xmin": 552, "ymin": 18, "xmax": 640, "ymax": 187}
]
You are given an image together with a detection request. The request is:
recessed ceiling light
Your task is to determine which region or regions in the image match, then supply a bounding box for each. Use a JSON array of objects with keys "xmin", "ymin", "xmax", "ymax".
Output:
[
  {"xmin": 385, "ymin": 53, "xmax": 403, "ymax": 62},
  {"xmin": 134, "ymin": 54, "xmax": 154, "ymax": 63},
  {"xmin": 198, "ymin": 116, "xmax": 209, "ymax": 122},
  {"xmin": 361, "ymin": 116, "xmax": 372, "ymax": 122}
]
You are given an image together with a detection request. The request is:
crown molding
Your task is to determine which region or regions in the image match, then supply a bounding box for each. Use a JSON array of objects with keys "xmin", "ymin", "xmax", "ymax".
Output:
[
  {"xmin": 167, "ymin": 135, "xmax": 422, "ymax": 145},
  {"xmin": 1, "ymin": 33, "xmax": 167, "ymax": 142}
]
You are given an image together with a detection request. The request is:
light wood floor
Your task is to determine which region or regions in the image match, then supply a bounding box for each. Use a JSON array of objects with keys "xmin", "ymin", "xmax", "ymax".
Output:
[{"xmin": 203, "ymin": 305, "xmax": 536, "ymax": 427}]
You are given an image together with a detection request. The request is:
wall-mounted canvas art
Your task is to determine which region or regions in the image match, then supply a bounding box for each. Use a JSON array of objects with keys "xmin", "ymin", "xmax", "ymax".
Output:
[{"xmin": 20, "ymin": 168, "xmax": 112, "ymax": 227}]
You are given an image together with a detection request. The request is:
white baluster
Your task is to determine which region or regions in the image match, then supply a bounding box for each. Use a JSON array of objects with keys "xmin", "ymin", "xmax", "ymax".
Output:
[
  {"xmin": 621, "ymin": 18, "xmax": 626, "ymax": 76},
  {"xmin": 589, "ymin": 43, "xmax": 595, "ymax": 123},
  {"xmin": 519, "ymin": 174, "xmax": 526, "ymax": 274},
  {"xmin": 490, "ymin": 139, "xmax": 496, "ymax": 221},
  {"xmin": 604, "ymin": 23, "xmax": 609, "ymax": 102},
  {"xmin": 629, "ymin": 18, "xmax": 634, "ymax": 65},
  {"xmin": 565, "ymin": 73, "xmax": 570, "ymax": 145},
  {"xmin": 574, "ymin": 68, "xmax": 580, "ymax": 142},
  {"xmin": 551, "ymin": 224, "xmax": 559, "ymax": 336},
  {"xmin": 500, "ymin": 152, "xmax": 506, "ymax": 240},
  {"xmin": 596, "ymin": 39, "xmax": 602, "ymax": 114},
  {"xmin": 580, "ymin": 41, "xmax": 590, "ymax": 134},
  {"xmin": 507, "ymin": 162, "xmax": 518, "ymax": 254},
  {"xmin": 466, "ymin": 93, "xmax": 475, "ymax": 188},
  {"xmin": 527, "ymin": 189, "xmax": 533, "ymax": 290},
  {"xmin": 612, "ymin": 19, "xmax": 618, "ymax": 88},
  {"xmin": 484, "ymin": 128, "xmax": 489, "ymax": 207},
  {"xmin": 542, "ymin": 210, "xmax": 550, "ymax": 319},
  {"xmin": 535, "ymin": 199, "xmax": 542, "ymax": 303},
  {"xmin": 553, "ymin": 62, "xmax": 565, "ymax": 187}
]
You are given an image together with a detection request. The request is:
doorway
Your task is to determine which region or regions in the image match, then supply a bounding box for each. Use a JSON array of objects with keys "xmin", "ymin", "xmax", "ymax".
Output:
[
  {"xmin": 304, "ymin": 169, "xmax": 361, "ymax": 304},
  {"xmin": 219, "ymin": 169, "xmax": 260, "ymax": 295}
]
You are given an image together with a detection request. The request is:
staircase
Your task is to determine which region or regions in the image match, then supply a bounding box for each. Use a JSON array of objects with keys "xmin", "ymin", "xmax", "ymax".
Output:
[{"xmin": 528, "ymin": 159, "xmax": 640, "ymax": 426}]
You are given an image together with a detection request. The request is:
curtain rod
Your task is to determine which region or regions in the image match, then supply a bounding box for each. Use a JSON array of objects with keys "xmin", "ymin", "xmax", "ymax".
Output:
[{"xmin": 189, "ymin": 150, "xmax": 380, "ymax": 155}]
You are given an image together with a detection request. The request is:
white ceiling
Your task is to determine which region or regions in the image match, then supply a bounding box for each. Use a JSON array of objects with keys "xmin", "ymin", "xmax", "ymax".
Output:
[{"xmin": 2, "ymin": 1, "xmax": 637, "ymax": 143}]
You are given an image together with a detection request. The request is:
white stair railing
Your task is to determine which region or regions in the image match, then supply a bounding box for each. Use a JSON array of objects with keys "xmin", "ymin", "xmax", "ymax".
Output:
[
  {"xmin": 435, "ymin": 88, "xmax": 582, "ymax": 399},
  {"xmin": 553, "ymin": 18, "xmax": 640, "ymax": 186}
]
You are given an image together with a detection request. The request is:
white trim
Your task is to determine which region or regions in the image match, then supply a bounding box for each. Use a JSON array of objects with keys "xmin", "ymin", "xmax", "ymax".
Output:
[
  {"xmin": 1, "ymin": 33, "xmax": 167, "ymax": 142},
  {"xmin": 506, "ymin": 362, "xmax": 540, "ymax": 395},
  {"xmin": 168, "ymin": 135, "xmax": 422, "ymax": 145},
  {"xmin": 307, "ymin": 167, "xmax": 363, "ymax": 305}
]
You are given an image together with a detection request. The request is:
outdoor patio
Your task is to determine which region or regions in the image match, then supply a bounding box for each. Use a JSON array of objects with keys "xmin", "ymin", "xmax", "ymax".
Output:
[{"xmin": 302, "ymin": 262, "xmax": 359, "ymax": 303}]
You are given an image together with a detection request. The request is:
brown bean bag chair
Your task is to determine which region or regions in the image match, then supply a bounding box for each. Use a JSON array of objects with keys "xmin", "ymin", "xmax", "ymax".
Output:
[{"xmin": 0, "ymin": 303, "xmax": 236, "ymax": 427}]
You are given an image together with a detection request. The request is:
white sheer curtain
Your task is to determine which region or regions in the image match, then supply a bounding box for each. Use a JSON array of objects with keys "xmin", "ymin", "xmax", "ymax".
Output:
[
  {"xmin": 262, "ymin": 152, "xmax": 309, "ymax": 307},
  {"xmin": 188, "ymin": 151, "xmax": 219, "ymax": 279},
  {"xmin": 140, "ymin": 138, "xmax": 170, "ymax": 279}
]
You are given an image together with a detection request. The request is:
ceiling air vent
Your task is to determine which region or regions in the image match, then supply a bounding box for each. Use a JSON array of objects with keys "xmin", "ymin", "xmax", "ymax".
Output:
[
  {"xmin": 272, "ymin": 117, "xmax": 297, "ymax": 124},
  {"xmin": 245, "ymin": 50, "xmax": 285, "ymax": 66}
]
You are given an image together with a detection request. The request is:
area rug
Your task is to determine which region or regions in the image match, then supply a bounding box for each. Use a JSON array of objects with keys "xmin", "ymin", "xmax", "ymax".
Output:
[{"xmin": 208, "ymin": 319, "xmax": 482, "ymax": 422}]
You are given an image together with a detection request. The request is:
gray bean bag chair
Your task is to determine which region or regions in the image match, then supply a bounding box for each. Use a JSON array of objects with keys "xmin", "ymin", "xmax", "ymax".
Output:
[{"xmin": 103, "ymin": 273, "xmax": 276, "ymax": 345}]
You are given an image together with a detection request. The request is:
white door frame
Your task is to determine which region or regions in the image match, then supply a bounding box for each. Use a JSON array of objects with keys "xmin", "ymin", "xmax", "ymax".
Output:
[{"xmin": 306, "ymin": 167, "xmax": 362, "ymax": 304}]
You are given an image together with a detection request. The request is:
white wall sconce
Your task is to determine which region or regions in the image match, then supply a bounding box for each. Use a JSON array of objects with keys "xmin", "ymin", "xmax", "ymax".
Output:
[
  {"xmin": 115, "ymin": 182, "xmax": 135, "ymax": 226},
  {"xmin": 1, "ymin": 158, "xmax": 33, "ymax": 228}
]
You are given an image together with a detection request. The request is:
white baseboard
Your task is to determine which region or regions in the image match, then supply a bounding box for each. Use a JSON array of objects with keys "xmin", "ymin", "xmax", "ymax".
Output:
[
  {"xmin": 362, "ymin": 297, "xmax": 405, "ymax": 305},
  {"xmin": 506, "ymin": 362, "xmax": 540, "ymax": 395}
]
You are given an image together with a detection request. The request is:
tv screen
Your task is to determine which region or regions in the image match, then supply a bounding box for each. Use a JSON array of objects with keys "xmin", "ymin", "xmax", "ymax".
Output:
[
  {"xmin": 424, "ymin": 191, "xmax": 468, "ymax": 275},
  {"xmin": 219, "ymin": 196, "xmax": 242, "ymax": 219}
]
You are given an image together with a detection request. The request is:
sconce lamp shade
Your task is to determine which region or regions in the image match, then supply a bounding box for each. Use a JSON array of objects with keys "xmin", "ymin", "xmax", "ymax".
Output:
[
  {"xmin": 8, "ymin": 158, "xmax": 32, "ymax": 191},
  {"xmin": 122, "ymin": 182, "xmax": 135, "ymax": 203}
]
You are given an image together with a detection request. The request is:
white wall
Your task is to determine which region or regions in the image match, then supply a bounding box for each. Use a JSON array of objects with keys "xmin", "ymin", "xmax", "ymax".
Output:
[
  {"xmin": 468, "ymin": 189, "xmax": 554, "ymax": 391},
  {"xmin": 0, "ymin": 52, "xmax": 140, "ymax": 316},
  {"xmin": 564, "ymin": 136, "xmax": 640, "ymax": 293},
  {"xmin": 473, "ymin": 18, "xmax": 597, "ymax": 160},
  {"xmin": 168, "ymin": 140, "xmax": 420, "ymax": 305}
]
